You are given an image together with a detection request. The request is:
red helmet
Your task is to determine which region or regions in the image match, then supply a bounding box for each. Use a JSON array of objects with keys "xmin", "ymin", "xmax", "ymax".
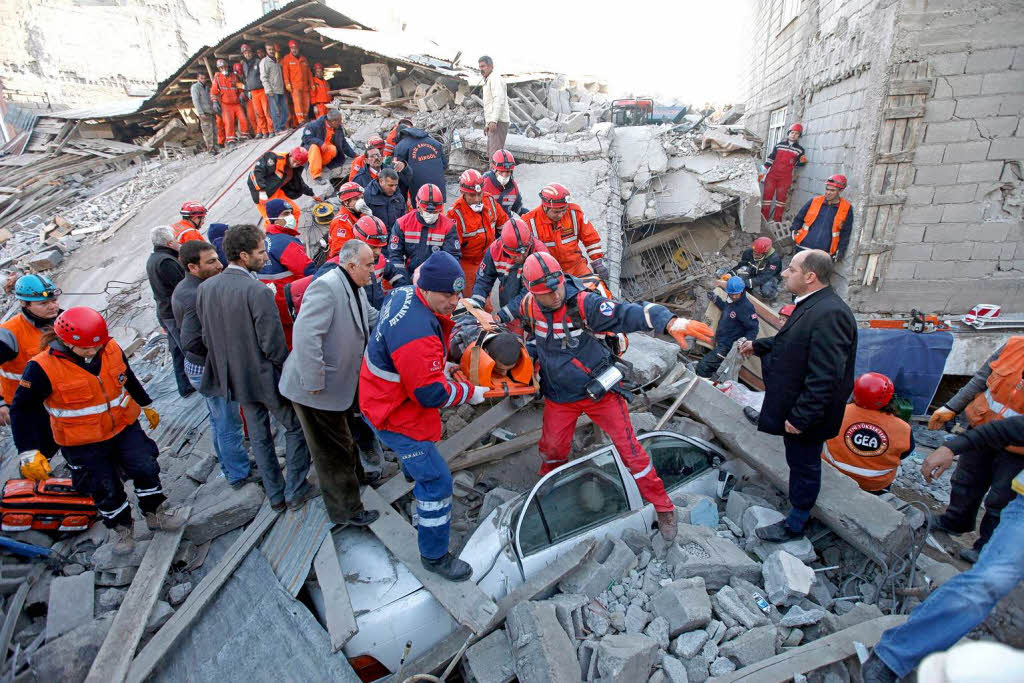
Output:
[
  {"xmin": 491, "ymin": 149, "xmax": 516, "ymax": 172},
  {"xmin": 826, "ymin": 174, "xmax": 847, "ymax": 190},
  {"xmin": 354, "ymin": 215, "xmax": 388, "ymax": 247},
  {"xmin": 314, "ymin": 62, "xmax": 323, "ymax": 71},
  {"xmin": 853, "ymin": 372, "xmax": 895, "ymax": 410},
  {"xmin": 500, "ymin": 217, "xmax": 533, "ymax": 255},
  {"xmin": 232, "ymin": 63, "xmax": 244, "ymax": 76},
  {"xmin": 459, "ymin": 169, "xmax": 484, "ymax": 194},
  {"xmin": 289, "ymin": 146, "xmax": 308, "ymax": 165},
  {"xmin": 522, "ymin": 252, "xmax": 564, "ymax": 294},
  {"xmin": 288, "ymin": 39, "xmax": 299, "ymax": 48},
  {"xmin": 54, "ymin": 307, "xmax": 110, "ymax": 348},
  {"xmin": 752, "ymin": 236, "xmax": 773, "ymax": 255},
  {"xmin": 338, "ymin": 181, "xmax": 363, "ymax": 203},
  {"xmin": 416, "ymin": 184, "xmax": 444, "ymax": 212},
  {"xmin": 180, "ymin": 201, "xmax": 207, "ymax": 219},
  {"xmin": 539, "ymin": 183, "xmax": 570, "ymax": 209},
  {"xmin": 789, "ymin": 123, "xmax": 803, "ymax": 134},
  {"xmin": 366, "ymin": 135, "xmax": 385, "ymax": 150}
]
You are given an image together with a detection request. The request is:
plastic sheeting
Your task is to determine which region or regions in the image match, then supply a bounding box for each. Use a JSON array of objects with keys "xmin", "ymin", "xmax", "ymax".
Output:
[{"xmin": 854, "ymin": 329, "xmax": 954, "ymax": 415}]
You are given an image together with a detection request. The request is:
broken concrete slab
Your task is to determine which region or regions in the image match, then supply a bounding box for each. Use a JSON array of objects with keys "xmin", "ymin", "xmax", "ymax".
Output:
[
  {"xmin": 679, "ymin": 379, "xmax": 912, "ymax": 561},
  {"xmin": 627, "ymin": 168, "xmax": 725, "ymax": 225},
  {"xmin": 185, "ymin": 479, "xmax": 264, "ymax": 545},
  {"xmin": 652, "ymin": 577, "xmax": 712, "ymax": 637},
  {"xmin": 780, "ymin": 605, "xmax": 826, "ymax": 628},
  {"xmin": 146, "ymin": 601, "xmax": 174, "ymax": 632},
  {"xmin": 547, "ymin": 593, "xmax": 588, "ymax": 641},
  {"xmin": 46, "ymin": 571, "xmax": 95, "ymax": 641},
  {"xmin": 479, "ymin": 487, "xmax": 518, "ymax": 521},
  {"xmin": 748, "ymin": 535, "xmax": 817, "ymax": 563},
  {"xmin": 506, "ymin": 601, "xmax": 580, "ymax": 683},
  {"xmin": 185, "ymin": 452, "xmax": 217, "ymax": 483},
  {"xmin": 741, "ymin": 506, "xmax": 785, "ymax": 539},
  {"xmin": 763, "ymin": 550, "xmax": 816, "ymax": 606},
  {"xmin": 458, "ymin": 127, "xmax": 611, "ymax": 163},
  {"xmin": 712, "ymin": 585, "xmax": 772, "ymax": 629},
  {"xmin": 624, "ymin": 602, "xmax": 651, "ymax": 634},
  {"xmin": 559, "ymin": 535, "xmax": 637, "ymax": 598},
  {"xmin": 622, "ymin": 333, "xmax": 680, "ymax": 386},
  {"xmin": 672, "ymin": 629, "xmax": 709, "ymax": 658},
  {"xmin": 92, "ymin": 539, "xmax": 152, "ymax": 571},
  {"xmin": 668, "ymin": 523, "xmax": 762, "ymax": 589},
  {"xmin": 96, "ymin": 566, "xmax": 137, "ymax": 587},
  {"xmin": 644, "ymin": 615, "xmax": 670, "ymax": 650},
  {"xmin": 33, "ymin": 614, "xmax": 114, "ymax": 682},
  {"xmin": 597, "ymin": 633, "xmax": 659, "ymax": 681},
  {"xmin": 610, "ymin": 125, "xmax": 669, "ymax": 184},
  {"xmin": 463, "ymin": 629, "xmax": 515, "ymax": 683},
  {"xmin": 719, "ymin": 624, "xmax": 777, "ymax": 668}
]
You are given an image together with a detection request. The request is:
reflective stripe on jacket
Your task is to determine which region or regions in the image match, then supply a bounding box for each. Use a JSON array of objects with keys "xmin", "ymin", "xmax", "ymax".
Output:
[
  {"xmin": 0, "ymin": 314, "xmax": 44, "ymax": 404},
  {"xmin": 794, "ymin": 195, "xmax": 850, "ymax": 255},
  {"xmin": 523, "ymin": 203, "xmax": 603, "ymax": 277},
  {"xmin": 822, "ymin": 404, "xmax": 911, "ymax": 491},
  {"xmin": 965, "ymin": 336, "xmax": 1024, "ymax": 455}
]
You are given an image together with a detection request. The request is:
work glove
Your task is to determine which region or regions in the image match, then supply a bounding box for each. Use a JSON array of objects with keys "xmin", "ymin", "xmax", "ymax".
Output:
[
  {"xmin": 468, "ymin": 386, "xmax": 489, "ymax": 406},
  {"xmin": 354, "ymin": 198, "xmax": 372, "ymax": 216},
  {"xmin": 928, "ymin": 407, "xmax": 955, "ymax": 431},
  {"xmin": 144, "ymin": 407, "xmax": 161, "ymax": 430},
  {"xmin": 590, "ymin": 258, "xmax": 610, "ymax": 283},
  {"xmin": 19, "ymin": 451, "xmax": 51, "ymax": 482},
  {"xmin": 667, "ymin": 317, "xmax": 715, "ymax": 349}
]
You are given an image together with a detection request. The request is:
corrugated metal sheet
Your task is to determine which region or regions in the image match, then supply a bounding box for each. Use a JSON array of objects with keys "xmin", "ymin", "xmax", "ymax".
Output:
[
  {"xmin": 46, "ymin": 99, "xmax": 149, "ymax": 121},
  {"xmin": 260, "ymin": 495, "xmax": 331, "ymax": 596}
]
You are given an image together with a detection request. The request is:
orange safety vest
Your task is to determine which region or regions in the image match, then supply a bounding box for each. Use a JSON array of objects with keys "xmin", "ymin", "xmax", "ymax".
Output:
[
  {"xmin": 211, "ymin": 72, "xmax": 243, "ymax": 106},
  {"xmin": 0, "ymin": 313, "xmax": 45, "ymax": 404},
  {"xmin": 822, "ymin": 404, "xmax": 911, "ymax": 491},
  {"xmin": 964, "ymin": 336, "xmax": 1024, "ymax": 455},
  {"xmin": 327, "ymin": 207, "xmax": 359, "ymax": 258},
  {"xmin": 33, "ymin": 340, "xmax": 140, "ymax": 447},
  {"xmin": 523, "ymin": 204, "xmax": 604, "ymax": 278},
  {"xmin": 311, "ymin": 76, "xmax": 330, "ymax": 105},
  {"xmin": 793, "ymin": 195, "xmax": 851, "ymax": 255},
  {"xmin": 172, "ymin": 218, "xmax": 204, "ymax": 245},
  {"xmin": 449, "ymin": 195, "xmax": 503, "ymax": 266}
]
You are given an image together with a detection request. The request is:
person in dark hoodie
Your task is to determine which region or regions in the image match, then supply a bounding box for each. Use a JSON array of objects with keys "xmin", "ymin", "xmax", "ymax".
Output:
[
  {"xmin": 206, "ymin": 223, "xmax": 230, "ymax": 266},
  {"xmin": 362, "ymin": 168, "xmax": 407, "ymax": 231},
  {"xmin": 392, "ymin": 123, "xmax": 448, "ymax": 202}
]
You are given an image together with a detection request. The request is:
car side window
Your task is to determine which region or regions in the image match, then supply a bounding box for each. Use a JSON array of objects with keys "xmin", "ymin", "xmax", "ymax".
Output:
[
  {"xmin": 645, "ymin": 435, "xmax": 714, "ymax": 491},
  {"xmin": 518, "ymin": 452, "xmax": 630, "ymax": 556}
]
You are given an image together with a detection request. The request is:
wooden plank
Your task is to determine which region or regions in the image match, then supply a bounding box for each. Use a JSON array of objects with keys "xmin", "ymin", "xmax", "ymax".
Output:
[
  {"xmin": 85, "ymin": 506, "xmax": 191, "ymax": 683},
  {"xmin": 876, "ymin": 150, "xmax": 915, "ymax": 164},
  {"xmin": 312, "ymin": 535, "xmax": 358, "ymax": 652},
  {"xmin": 866, "ymin": 194, "xmax": 906, "ymax": 207},
  {"xmin": 360, "ymin": 486, "xmax": 498, "ymax": 634},
  {"xmin": 888, "ymin": 79, "xmax": 933, "ymax": 95},
  {"xmin": 126, "ymin": 502, "xmax": 277, "ymax": 683},
  {"xmin": 712, "ymin": 615, "xmax": 906, "ymax": 682},
  {"xmin": 883, "ymin": 105, "xmax": 925, "ymax": 119}
]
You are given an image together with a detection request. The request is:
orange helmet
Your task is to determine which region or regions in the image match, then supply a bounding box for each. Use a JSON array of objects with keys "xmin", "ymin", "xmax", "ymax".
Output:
[
  {"xmin": 753, "ymin": 237, "xmax": 773, "ymax": 255},
  {"xmin": 354, "ymin": 215, "xmax": 387, "ymax": 247},
  {"xmin": 539, "ymin": 183, "xmax": 570, "ymax": 209},
  {"xmin": 459, "ymin": 169, "xmax": 484, "ymax": 194},
  {"xmin": 54, "ymin": 307, "xmax": 110, "ymax": 348},
  {"xmin": 338, "ymin": 181, "xmax": 363, "ymax": 203},
  {"xmin": 523, "ymin": 252, "xmax": 564, "ymax": 294},
  {"xmin": 853, "ymin": 372, "xmax": 895, "ymax": 410}
]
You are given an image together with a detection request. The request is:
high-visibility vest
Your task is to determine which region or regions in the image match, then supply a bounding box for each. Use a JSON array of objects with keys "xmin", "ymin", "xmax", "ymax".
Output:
[
  {"xmin": 172, "ymin": 219, "xmax": 203, "ymax": 245},
  {"xmin": 794, "ymin": 195, "xmax": 850, "ymax": 255},
  {"xmin": 33, "ymin": 341, "xmax": 140, "ymax": 447},
  {"xmin": 965, "ymin": 336, "xmax": 1024, "ymax": 455},
  {"xmin": 822, "ymin": 404, "xmax": 911, "ymax": 491},
  {"xmin": 0, "ymin": 313, "xmax": 44, "ymax": 404}
]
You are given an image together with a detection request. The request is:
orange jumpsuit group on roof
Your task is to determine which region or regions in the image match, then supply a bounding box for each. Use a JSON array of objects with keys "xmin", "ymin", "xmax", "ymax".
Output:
[
  {"xmin": 281, "ymin": 42, "xmax": 313, "ymax": 125},
  {"xmin": 210, "ymin": 70, "xmax": 250, "ymax": 144}
]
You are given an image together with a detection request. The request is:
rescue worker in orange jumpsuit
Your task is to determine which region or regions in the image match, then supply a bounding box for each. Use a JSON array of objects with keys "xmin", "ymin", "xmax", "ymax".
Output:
[
  {"xmin": 522, "ymin": 183, "xmax": 608, "ymax": 280},
  {"xmin": 231, "ymin": 61, "xmax": 253, "ymax": 135},
  {"xmin": 301, "ymin": 109, "xmax": 356, "ymax": 185},
  {"xmin": 925, "ymin": 336, "xmax": 1024, "ymax": 562},
  {"xmin": 310, "ymin": 63, "xmax": 331, "ymax": 119},
  {"xmin": 791, "ymin": 175, "xmax": 853, "ymax": 262},
  {"xmin": 0, "ymin": 275, "xmax": 61, "ymax": 463},
  {"xmin": 327, "ymin": 181, "xmax": 365, "ymax": 258},
  {"xmin": 822, "ymin": 372, "xmax": 913, "ymax": 493},
  {"xmin": 10, "ymin": 307, "xmax": 181, "ymax": 556},
  {"xmin": 762, "ymin": 123, "xmax": 807, "ymax": 222},
  {"xmin": 210, "ymin": 58, "xmax": 250, "ymax": 145},
  {"xmin": 383, "ymin": 117, "xmax": 413, "ymax": 160},
  {"xmin": 241, "ymin": 43, "xmax": 271, "ymax": 139},
  {"xmin": 348, "ymin": 135, "xmax": 386, "ymax": 182},
  {"xmin": 281, "ymin": 40, "xmax": 313, "ymax": 125},
  {"xmin": 173, "ymin": 202, "xmax": 207, "ymax": 245},
  {"xmin": 447, "ymin": 169, "xmax": 509, "ymax": 296},
  {"xmin": 247, "ymin": 146, "xmax": 319, "ymax": 220}
]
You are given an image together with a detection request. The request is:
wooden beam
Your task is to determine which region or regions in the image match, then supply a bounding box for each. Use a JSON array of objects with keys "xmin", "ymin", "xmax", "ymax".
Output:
[
  {"xmin": 127, "ymin": 503, "xmax": 278, "ymax": 683},
  {"xmin": 86, "ymin": 506, "xmax": 191, "ymax": 683},
  {"xmin": 883, "ymin": 105, "xmax": 925, "ymax": 119},
  {"xmin": 360, "ymin": 486, "xmax": 498, "ymax": 634},
  {"xmin": 312, "ymin": 535, "xmax": 358, "ymax": 652},
  {"xmin": 888, "ymin": 79, "xmax": 933, "ymax": 96}
]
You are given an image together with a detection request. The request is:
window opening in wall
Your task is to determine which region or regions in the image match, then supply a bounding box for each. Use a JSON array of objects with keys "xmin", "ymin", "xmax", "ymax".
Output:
[
  {"xmin": 766, "ymin": 106, "xmax": 788, "ymax": 157},
  {"xmin": 261, "ymin": 0, "xmax": 282, "ymax": 16},
  {"xmin": 778, "ymin": 0, "xmax": 802, "ymax": 32}
]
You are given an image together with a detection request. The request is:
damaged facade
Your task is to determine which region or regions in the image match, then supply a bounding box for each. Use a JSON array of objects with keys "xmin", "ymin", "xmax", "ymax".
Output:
[{"xmin": 744, "ymin": 0, "xmax": 1024, "ymax": 315}]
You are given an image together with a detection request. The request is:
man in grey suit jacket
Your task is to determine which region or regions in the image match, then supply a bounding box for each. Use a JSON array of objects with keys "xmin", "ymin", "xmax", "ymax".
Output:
[
  {"xmin": 196, "ymin": 224, "xmax": 315, "ymax": 512},
  {"xmin": 280, "ymin": 240, "xmax": 380, "ymax": 527}
]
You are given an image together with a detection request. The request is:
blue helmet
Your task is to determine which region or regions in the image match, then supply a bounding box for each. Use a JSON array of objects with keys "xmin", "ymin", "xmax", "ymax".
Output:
[
  {"xmin": 14, "ymin": 274, "xmax": 61, "ymax": 302},
  {"xmin": 725, "ymin": 276, "xmax": 745, "ymax": 295}
]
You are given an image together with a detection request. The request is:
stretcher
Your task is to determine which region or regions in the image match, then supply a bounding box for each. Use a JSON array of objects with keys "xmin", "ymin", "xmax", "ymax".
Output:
[{"xmin": 457, "ymin": 300, "xmax": 538, "ymax": 399}]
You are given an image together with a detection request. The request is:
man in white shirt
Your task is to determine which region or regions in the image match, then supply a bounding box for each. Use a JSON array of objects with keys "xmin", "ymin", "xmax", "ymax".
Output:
[{"xmin": 479, "ymin": 56, "xmax": 510, "ymax": 157}]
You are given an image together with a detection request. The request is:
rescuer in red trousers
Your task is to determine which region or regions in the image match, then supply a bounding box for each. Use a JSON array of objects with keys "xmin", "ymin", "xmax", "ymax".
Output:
[{"xmin": 761, "ymin": 123, "xmax": 807, "ymax": 222}]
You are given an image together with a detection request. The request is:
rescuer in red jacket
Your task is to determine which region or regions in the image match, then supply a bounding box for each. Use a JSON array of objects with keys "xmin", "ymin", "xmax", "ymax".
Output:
[
  {"xmin": 448, "ymin": 169, "xmax": 509, "ymax": 296},
  {"xmin": 761, "ymin": 123, "xmax": 807, "ymax": 222}
]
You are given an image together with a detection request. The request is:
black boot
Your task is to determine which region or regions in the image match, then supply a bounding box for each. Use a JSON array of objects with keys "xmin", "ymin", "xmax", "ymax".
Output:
[
  {"xmin": 755, "ymin": 520, "xmax": 804, "ymax": 542},
  {"xmin": 860, "ymin": 652, "xmax": 898, "ymax": 683},
  {"xmin": 421, "ymin": 552, "xmax": 473, "ymax": 582},
  {"xmin": 333, "ymin": 509, "xmax": 379, "ymax": 529},
  {"xmin": 743, "ymin": 406, "xmax": 760, "ymax": 425}
]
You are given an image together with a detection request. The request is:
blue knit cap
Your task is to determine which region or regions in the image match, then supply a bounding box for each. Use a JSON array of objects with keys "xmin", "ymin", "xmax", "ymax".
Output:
[
  {"xmin": 417, "ymin": 251, "xmax": 465, "ymax": 294},
  {"xmin": 264, "ymin": 198, "xmax": 288, "ymax": 218}
]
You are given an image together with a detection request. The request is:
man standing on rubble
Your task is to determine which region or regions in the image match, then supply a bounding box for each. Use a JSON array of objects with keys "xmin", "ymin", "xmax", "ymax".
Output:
[
  {"xmin": 145, "ymin": 226, "xmax": 194, "ymax": 398},
  {"xmin": 739, "ymin": 249, "xmax": 857, "ymax": 542},
  {"xmin": 923, "ymin": 336, "xmax": 1024, "ymax": 563},
  {"xmin": 479, "ymin": 56, "xmax": 510, "ymax": 158},
  {"xmin": 696, "ymin": 276, "xmax": 759, "ymax": 379},
  {"xmin": 241, "ymin": 43, "xmax": 271, "ymax": 140},
  {"xmin": 448, "ymin": 169, "xmax": 508, "ymax": 296},
  {"xmin": 190, "ymin": 71, "xmax": 219, "ymax": 152},
  {"xmin": 791, "ymin": 175, "xmax": 853, "ymax": 262},
  {"xmin": 310, "ymin": 63, "xmax": 331, "ymax": 119},
  {"xmin": 523, "ymin": 183, "xmax": 608, "ymax": 280},
  {"xmin": 210, "ymin": 58, "xmax": 250, "ymax": 146},
  {"xmin": 761, "ymin": 123, "xmax": 806, "ymax": 222},
  {"xmin": 359, "ymin": 252, "xmax": 489, "ymax": 581},
  {"xmin": 260, "ymin": 42, "xmax": 288, "ymax": 133},
  {"xmin": 281, "ymin": 40, "xmax": 313, "ymax": 125},
  {"xmin": 510, "ymin": 252, "xmax": 715, "ymax": 540}
]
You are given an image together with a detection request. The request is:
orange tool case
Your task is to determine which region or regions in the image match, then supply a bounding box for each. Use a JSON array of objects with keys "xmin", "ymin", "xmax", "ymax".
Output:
[{"xmin": 0, "ymin": 478, "xmax": 97, "ymax": 532}]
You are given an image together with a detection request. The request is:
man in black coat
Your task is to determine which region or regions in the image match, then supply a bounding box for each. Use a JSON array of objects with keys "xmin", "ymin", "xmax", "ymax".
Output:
[
  {"xmin": 740, "ymin": 249, "xmax": 857, "ymax": 541},
  {"xmin": 145, "ymin": 225, "xmax": 193, "ymax": 397}
]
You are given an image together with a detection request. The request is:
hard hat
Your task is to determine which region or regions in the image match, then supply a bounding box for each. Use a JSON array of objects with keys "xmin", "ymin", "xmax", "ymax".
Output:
[
  {"xmin": 232, "ymin": 62, "xmax": 244, "ymax": 75},
  {"xmin": 523, "ymin": 252, "xmax": 564, "ymax": 294},
  {"xmin": 354, "ymin": 215, "xmax": 388, "ymax": 247},
  {"xmin": 491, "ymin": 149, "xmax": 516, "ymax": 172},
  {"xmin": 311, "ymin": 202, "xmax": 336, "ymax": 225},
  {"xmin": 180, "ymin": 201, "xmax": 207, "ymax": 219},
  {"xmin": 539, "ymin": 183, "xmax": 570, "ymax": 209},
  {"xmin": 963, "ymin": 303, "xmax": 1001, "ymax": 328},
  {"xmin": 416, "ymin": 184, "xmax": 444, "ymax": 212},
  {"xmin": 366, "ymin": 135, "xmax": 385, "ymax": 150},
  {"xmin": 216, "ymin": 58, "xmax": 227, "ymax": 69},
  {"xmin": 314, "ymin": 62, "xmax": 323, "ymax": 70},
  {"xmin": 54, "ymin": 307, "xmax": 110, "ymax": 348},
  {"xmin": 789, "ymin": 123, "xmax": 803, "ymax": 134},
  {"xmin": 459, "ymin": 169, "xmax": 484, "ymax": 194},
  {"xmin": 288, "ymin": 39, "xmax": 298, "ymax": 48},
  {"xmin": 240, "ymin": 43, "xmax": 252, "ymax": 51},
  {"xmin": 500, "ymin": 217, "xmax": 533, "ymax": 255},
  {"xmin": 337, "ymin": 181, "xmax": 363, "ymax": 203},
  {"xmin": 826, "ymin": 174, "xmax": 847, "ymax": 190},
  {"xmin": 289, "ymin": 146, "xmax": 308, "ymax": 165},
  {"xmin": 726, "ymin": 276, "xmax": 746, "ymax": 295},
  {"xmin": 852, "ymin": 372, "xmax": 895, "ymax": 410},
  {"xmin": 752, "ymin": 236, "xmax": 773, "ymax": 255},
  {"xmin": 779, "ymin": 304, "xmax": 796, "ymax": 317},
  {"xmin": 14, "ymin": 274, "xmax": 60, "ymax": 302}
]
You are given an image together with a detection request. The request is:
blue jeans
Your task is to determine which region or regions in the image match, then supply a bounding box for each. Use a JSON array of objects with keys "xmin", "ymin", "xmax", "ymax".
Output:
[
  {"xmin": 186, "ymin": 364, "xmax": 251, "ymax": 484},
  {"xmin": 875, "ymin": 495, "xmax": 1024, "ymax": 677},
  {"xmin": 267, "ymin": 93, "xmax": 289, "ymax": 132},
  {"xmin": 375, "ymin": 429, "xmax": 452, "ymax": 560}
]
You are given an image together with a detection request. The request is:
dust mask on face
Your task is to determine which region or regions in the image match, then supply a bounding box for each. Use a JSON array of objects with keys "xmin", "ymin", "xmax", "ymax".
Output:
[
  {"xmin": 282, "ymin": 215, "xmax": 296, "ymax": 229},
  {"xmin": 496, "ymin": 173, "xmax": 511, "ymax": 186},
  {"xmin": 470, "ymin": 203, "xmax": 484, "ymax": 213},
  {"xmin": 420, "ymin": 211, "xmax": 439, "ymax": 225}
]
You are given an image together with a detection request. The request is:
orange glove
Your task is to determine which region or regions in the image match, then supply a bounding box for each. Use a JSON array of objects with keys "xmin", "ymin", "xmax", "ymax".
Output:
[
  {"xmin": 144, "ymin": 407, "xmax": 161, "ymax": 430},
  {"xmin": 667, "ymin": 318, "xmax": 715, "ymax": 349},
  {"xmin": 928, "ymin": 407, "xmax": 955, "ymax": 431},
  {"xmin": 19, "ymin": 451, "xmax": 51, "ymax": 481}
]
